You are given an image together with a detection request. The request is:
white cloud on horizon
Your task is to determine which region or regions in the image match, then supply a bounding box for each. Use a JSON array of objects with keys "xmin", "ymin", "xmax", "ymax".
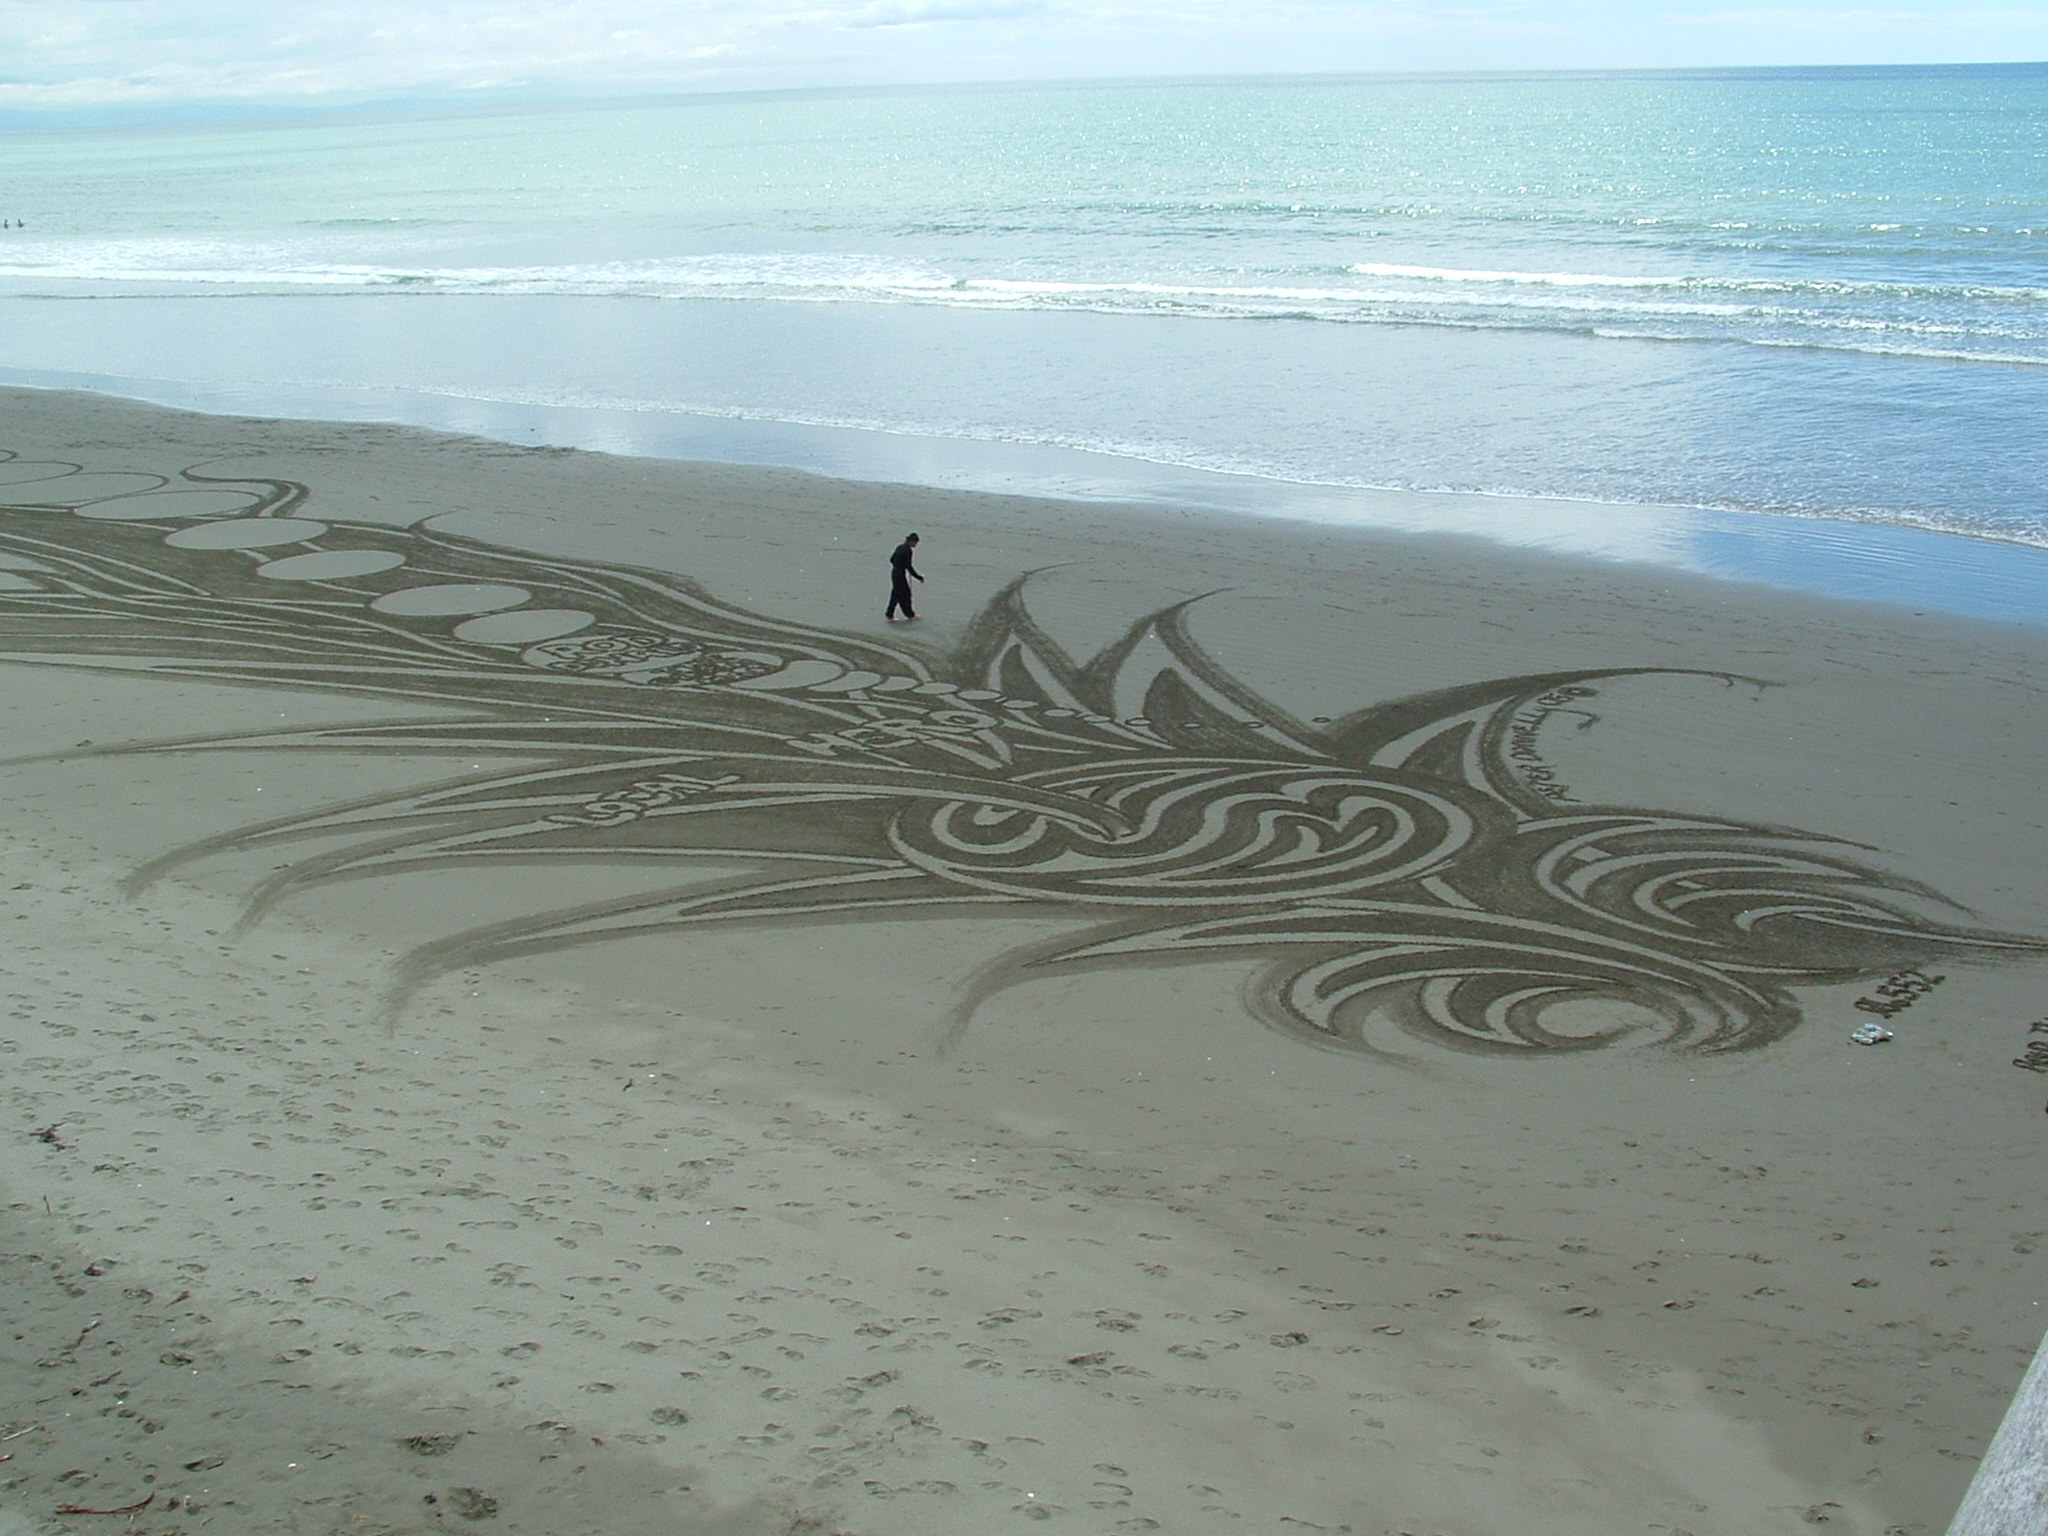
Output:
[
  {"xmin": 841, "ymin": 0, "xmax": 1053, "ymax": 28},
  {"xmin": 1661, "ymin": 5, "xmax": 2048, "ymax": 25},
  {"xmin": 0, "ymin": 0, "xmax": 2043, "ymax": 112}
]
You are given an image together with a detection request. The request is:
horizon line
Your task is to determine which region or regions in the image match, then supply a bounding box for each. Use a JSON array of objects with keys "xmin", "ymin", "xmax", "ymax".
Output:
[{"xmin": 4, "ymin": 57, "xmax": 2046, "ymax": 134}]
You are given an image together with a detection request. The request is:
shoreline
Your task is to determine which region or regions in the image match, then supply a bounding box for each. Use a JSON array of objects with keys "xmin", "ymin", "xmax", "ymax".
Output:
[
  {"xmin": 5, "ymin": 386, "xmax": 2048, "ymax": 1535},
  {"xmin": 5, "ymin": 367, "xmax": 2047, "ymax": 628}
]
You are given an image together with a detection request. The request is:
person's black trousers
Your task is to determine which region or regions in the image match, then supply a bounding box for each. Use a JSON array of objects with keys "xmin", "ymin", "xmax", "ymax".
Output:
[{"xmin": 887, "ymin": 578, "xmax": 916, "ymax": 619}]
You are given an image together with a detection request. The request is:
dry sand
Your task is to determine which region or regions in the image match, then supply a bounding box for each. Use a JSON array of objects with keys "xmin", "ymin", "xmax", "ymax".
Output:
[{"xmin": 2, "ymin": 386, "xmax": 2046, "ymax": 1536}]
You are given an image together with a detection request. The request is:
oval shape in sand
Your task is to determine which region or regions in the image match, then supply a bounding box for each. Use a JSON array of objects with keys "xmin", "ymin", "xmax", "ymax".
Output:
[
  {"xmin": 731, "ymin": 659, "xmax": 843, "ymax": 691},
  {"xmin": 256, "ymin": 549, "xmax": 406, "ymax": 582},
  {"xmin": 0, "ymin": 460, "xmax": 77, "ymax": 487},
  {"xmin": 165, "ymin": 519, "xmax": 329, "ymax": 550},
  {"xmin": 73, "ymin": 489, "xmax": 262, "ymax": 520},
  {"xmin": 810, "ymin": 669, "xmax": 883, "ymax": 693},
  {"xmin": 25, "ymin": 473, "xmax": 165, "ymax": 505},
  {"xmin": 454, "ymin": 609, "xmax": 596, "ymax": 646},
  {"xmin": 371, "ymin": 583, "xmax": 530, "ymax": 618}
]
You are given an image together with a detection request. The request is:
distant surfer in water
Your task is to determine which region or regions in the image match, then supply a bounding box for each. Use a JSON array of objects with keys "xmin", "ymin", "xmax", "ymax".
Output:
[{"xmin": 886, "ymin": 533, "xmax": 923, "ymax": 621}]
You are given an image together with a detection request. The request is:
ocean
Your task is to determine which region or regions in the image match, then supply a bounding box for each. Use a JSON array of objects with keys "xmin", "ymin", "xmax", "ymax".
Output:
[{"xmin": 3, "ymin": 66, "xmax": 2047, "ymax": 616}]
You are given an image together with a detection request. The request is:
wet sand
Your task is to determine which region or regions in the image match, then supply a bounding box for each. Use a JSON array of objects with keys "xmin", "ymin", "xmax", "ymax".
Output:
[{"xmin": 3, "ymin": 386, "xmax": 2046, "ymax": 1536}]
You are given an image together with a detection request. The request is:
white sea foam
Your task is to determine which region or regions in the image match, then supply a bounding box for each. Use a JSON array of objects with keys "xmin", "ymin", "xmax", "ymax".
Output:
[
  {"xmin": 0, "ymin": 241, "xmax": 1985, "ymax": 302},
  {"xmin": 1351, "ymin": 260, "xmax": 2048, "ymax": 303},
  {"xmin": 5, "ymin": 244, "xmax": 2043, "ymax": 366}
]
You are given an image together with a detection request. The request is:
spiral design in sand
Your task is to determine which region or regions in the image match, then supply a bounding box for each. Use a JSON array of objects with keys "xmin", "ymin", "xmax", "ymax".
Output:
[
  {"xmin": 1252, "ymin": 907, "xmax": 1794, "ymax": 1055},
  {"xmin": 889, "ymin": 760, "xmax": 1484, "ymax": 905}
]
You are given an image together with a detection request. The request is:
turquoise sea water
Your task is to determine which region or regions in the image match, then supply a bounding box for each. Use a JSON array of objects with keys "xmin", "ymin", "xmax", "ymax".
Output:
[{"xmin": 2, "ymin": 66, "xmax": 2046, "ymax": 606}]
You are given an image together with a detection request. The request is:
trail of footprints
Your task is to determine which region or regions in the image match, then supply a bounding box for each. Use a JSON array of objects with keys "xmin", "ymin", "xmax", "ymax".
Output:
[
  {"xmin": 3, "ymin": 830, "xmax": 2022, "ymax": 1534},
  {"xmin": 0, "ymin": 839, "xmax": 1422, "ymax": 1532}
]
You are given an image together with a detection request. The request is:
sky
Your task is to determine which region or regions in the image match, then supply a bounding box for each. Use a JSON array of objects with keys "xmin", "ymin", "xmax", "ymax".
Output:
[{"xmin": 1, "ymin": 0, "xmax": 2044, "ymax": 113}]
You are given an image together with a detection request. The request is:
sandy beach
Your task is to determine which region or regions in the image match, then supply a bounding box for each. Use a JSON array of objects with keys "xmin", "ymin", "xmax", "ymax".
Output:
[{"xmin": 3, "ymin": 384, "xmax": 2046, "ymax": 1536}]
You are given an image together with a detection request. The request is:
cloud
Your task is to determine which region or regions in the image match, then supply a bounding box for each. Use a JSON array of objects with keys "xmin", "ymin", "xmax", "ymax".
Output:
[
  {"xmin": 1661, "ymin": 4, "xmax": 2048, "ymax": 25},
  {"xmin": 0, "ymin": 0, "xmax": 2044, "ymax": 111},
  {"xmin": 0, "ymin": 0, "xmax": 1069, "ymax": 105},
  {"xmin": 842, "ymin": 0, "xmax": 1050, "ymax": 29}
]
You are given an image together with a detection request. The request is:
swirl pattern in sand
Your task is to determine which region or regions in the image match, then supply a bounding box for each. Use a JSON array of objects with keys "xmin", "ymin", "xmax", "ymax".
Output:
[
  {"xmin": 0, "ymin": 450, "xmax": 2037, "ymax": 1057},
  {"xmin": 889, "ymin": 763, "xmax": 1482, "ymax": 905}
]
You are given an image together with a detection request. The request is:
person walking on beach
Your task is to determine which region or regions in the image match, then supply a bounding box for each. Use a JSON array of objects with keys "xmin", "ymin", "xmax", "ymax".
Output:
[{"xmin": 887, "ymin": 533, "xmax": 924, "ymax": 621}]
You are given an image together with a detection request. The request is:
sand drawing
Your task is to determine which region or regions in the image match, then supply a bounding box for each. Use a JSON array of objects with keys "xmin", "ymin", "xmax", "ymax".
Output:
[{"xmin": 1, "ymin": 452, "xmax": 2038, "ymax": 1056}]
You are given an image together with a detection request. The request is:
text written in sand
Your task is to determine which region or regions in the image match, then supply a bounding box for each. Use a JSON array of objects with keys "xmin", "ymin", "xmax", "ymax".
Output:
[
  {"xmin": 2010, "ymin": 1016, "xmax": 2048, "ymax": 1074},
  {"xmin": 1854, "ymin": 968, "xmax": 1944, "ymax": 1021},
  {"xmin": 1504, "ymin": 685, "xmax": 1591, "ymax": 803}
]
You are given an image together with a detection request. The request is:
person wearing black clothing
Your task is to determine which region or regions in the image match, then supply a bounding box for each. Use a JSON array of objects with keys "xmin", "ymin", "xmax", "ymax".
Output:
[{"xmin": 886, "ymin": 533, "xmax": 923, "ymax": 620}]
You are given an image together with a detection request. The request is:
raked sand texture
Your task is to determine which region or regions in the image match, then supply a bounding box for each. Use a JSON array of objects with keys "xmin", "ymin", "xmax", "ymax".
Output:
[{"xmin": 2, "ymin": 388, "xmax": 2047, "ymax": 1536}]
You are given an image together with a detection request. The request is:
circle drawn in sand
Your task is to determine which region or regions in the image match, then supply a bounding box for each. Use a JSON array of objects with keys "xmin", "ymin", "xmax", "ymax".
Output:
[
  {"xmin": 16, "ymin": 472, "xmax": 163, "ymax": 504},
  {"xmin": 0, "ymin": 460, "xmax": 80, "ymax": 487},
  {"xmin": 257, "ymin": 549, "xmax": 406, "ymax": 582},
  {"xmin": 453, "ymin": 609, "xmax": 595, "ymax": 646},
  {"xmin": 371, "ymin": 583, "xmax": 530, "ymax": 618},
  {"xmin": 166, "ymin": 519, "xmax": 329, "ymax": 550},
  {"xmin": 73, "ymin": 490, "xmax": 262, "ymax": 521}
]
